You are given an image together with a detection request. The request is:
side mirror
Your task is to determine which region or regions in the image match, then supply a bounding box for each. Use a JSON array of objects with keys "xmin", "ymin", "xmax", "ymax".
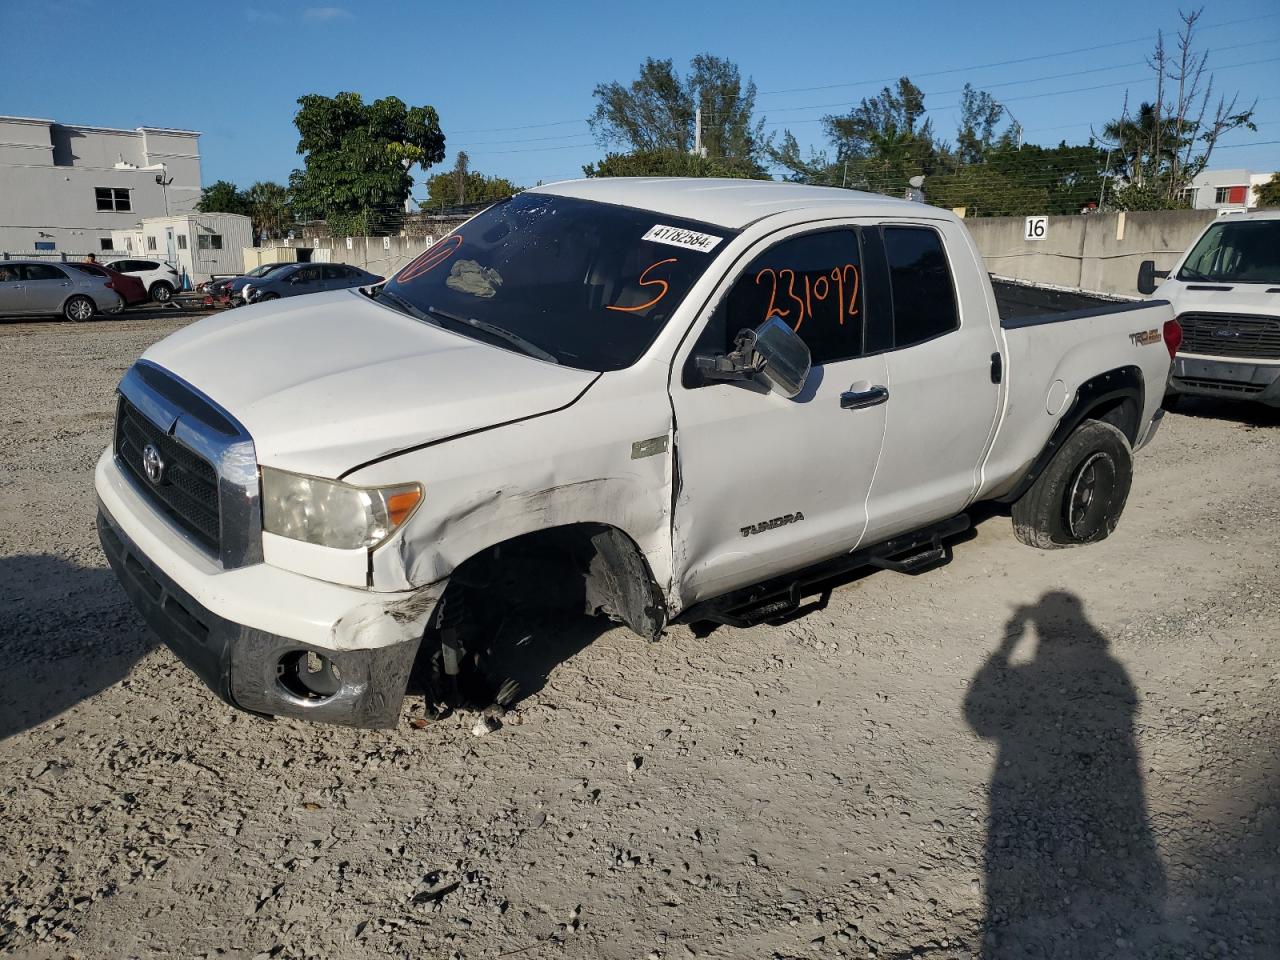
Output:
[
  {"xmin": 695, "ymin": 316, "xmax": 812, "ymax": 398},
  {"xmin": 1137, "ymin": 259, "xmax": 1169, "ymax": 295}
]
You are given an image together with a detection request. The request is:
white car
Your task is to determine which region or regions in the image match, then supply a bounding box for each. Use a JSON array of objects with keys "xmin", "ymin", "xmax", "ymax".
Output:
[
  {"xmin": 95, "ymin": 179, "xmax": 1177, "ymax": 730},
  {"xmin": 1138, "ymin": 209, "xmax": 1280, "ymax": 407},
  {"xmin": 104, "ymin": 257, "xmax": 182, "ymax": 303}
]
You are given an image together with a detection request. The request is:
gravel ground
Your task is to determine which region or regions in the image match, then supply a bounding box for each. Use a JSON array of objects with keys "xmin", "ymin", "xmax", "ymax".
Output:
[{"xmin": 1, "ymin": 315, "xmax": 1277, "ymax": 960}]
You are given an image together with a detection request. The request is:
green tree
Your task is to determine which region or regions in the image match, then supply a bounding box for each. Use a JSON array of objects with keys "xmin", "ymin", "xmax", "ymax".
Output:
[
  {"xmin": 196, "ymin": 180, "xmax": 250, "ymax": 216},
  {"xmin": 244, "ymin": 181, "xmax": 292, "ymax": 239},
  {"xmin": 423, "ymin": 166, "xmax": 522, "ymax": 208},
  {"xmin": 588, "ymin": 55, "xmax": 769, "ymax": 175},
  {"xmin": 1100, "ymin": 10, "xmax": 1256, "ymax": 206},
  {"xmin": 1257, "ymin": 172, "xmax": 1280, "ymax": 208},
  {"xmin": 583, "ymin": 148, "xmax": 768, "ymax": 180},
  {"xmin": 955, "ymin": 84, "xmax": 1008, "ymax": 165},
  {"xmin": 289, "ymin": 91, "xmax": 446, "ymax": 236},
  {"xmin": 818, "ymin": 77, "xmax": 939, "ymax": 197}
]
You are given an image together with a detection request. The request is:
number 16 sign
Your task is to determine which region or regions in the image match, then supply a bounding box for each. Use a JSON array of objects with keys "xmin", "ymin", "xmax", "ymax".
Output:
[{"xmin": 1024, "ymin": 216, "xmax": 1048, "ymax": 241}]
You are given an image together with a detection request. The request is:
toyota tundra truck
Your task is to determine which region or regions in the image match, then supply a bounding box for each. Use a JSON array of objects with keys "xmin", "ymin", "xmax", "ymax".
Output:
[
  {"xmin": 1137, "ymin": 209, "xmax": 1280, "ymax": 407},
  {"xmin": 96, "ymin": 179, "xmax": 1179, "ymax": 729}
]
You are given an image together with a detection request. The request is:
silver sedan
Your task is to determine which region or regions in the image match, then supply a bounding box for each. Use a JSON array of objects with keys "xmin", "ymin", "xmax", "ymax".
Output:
[{"xmin": 0, "ymin": 259, "xmax": 123, "ymax": 321}]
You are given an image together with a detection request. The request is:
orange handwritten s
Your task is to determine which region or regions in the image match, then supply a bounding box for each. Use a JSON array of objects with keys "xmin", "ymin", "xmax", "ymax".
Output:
[{"xmin": 605, "ymin": 258, "xmax": 677, "ymax": 313}]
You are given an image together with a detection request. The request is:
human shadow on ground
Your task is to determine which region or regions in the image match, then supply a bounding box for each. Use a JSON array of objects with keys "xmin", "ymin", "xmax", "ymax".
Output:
[
  {"xmin": 964, "ymin": 591, "xmax": 1166, "ymax": 959},
  {"xmin": 0, "ymin": 554, "xmax": 158, "ymax": 740}
]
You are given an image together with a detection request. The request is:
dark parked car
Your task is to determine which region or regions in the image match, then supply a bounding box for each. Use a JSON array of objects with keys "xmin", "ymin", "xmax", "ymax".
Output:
[
  {"xmin": 243, "ymin": 263, "xmax": 383, "ymax": 303},
  {"xmin": 206, "ymin": 262, "xmax": 295, "ymax": 306},
  {"xmin": 66, "ymin": 262, "xmax": 148, "ymax": 310}
]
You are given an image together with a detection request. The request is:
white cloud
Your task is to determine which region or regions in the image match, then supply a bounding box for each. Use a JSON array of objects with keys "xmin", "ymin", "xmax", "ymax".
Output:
[{"xmin": 303, "ymin": 6, "xmax": 352, "ymax": 20}]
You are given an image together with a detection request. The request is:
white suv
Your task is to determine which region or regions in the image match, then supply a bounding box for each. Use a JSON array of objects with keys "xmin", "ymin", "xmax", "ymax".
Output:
[{"xmin": 105, "ymin": 258, "xmax": 182, "ymax": 302}]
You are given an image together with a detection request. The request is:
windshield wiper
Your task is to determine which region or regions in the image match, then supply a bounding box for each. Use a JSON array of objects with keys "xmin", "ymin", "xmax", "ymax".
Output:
[
  {"xmin": 425, "ymin": 304, "xmax": 560, "ymax": 365},
  {"xmin": 376, "ymin": 290, "xmax": 560, "ymax": 365}
]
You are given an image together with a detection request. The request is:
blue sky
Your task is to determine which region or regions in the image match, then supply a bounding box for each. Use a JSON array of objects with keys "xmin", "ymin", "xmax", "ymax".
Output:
[{"xmin": 5, "ymin": 0, "xmax": 1278, "ymax": 197}]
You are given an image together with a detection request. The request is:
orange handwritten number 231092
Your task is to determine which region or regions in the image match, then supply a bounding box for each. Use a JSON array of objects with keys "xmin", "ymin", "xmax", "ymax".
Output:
[
  {"xmin": 605, "ymin": 258, "xmax": 678, "ymax": 313},
  {"xmin": 756, "ymin": 264, "xmax": 859, "ymax": 333}
]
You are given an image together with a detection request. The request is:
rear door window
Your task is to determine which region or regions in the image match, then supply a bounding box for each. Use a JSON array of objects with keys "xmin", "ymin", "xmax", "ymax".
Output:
[
  {"xmin": 23, "ymin": 264, "xmax": 68, "ymax": 281},
  {"xmin": 884, "ymin": 226, "xmax": 959, "ymax": 348}
]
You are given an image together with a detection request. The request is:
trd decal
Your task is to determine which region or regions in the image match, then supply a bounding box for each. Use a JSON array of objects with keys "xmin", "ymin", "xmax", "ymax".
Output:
[
  {"xmin": 1129, "ymin": 329, "xmax": 1161, "ymax": 346},
  {"xmin": 740, "ymin": 512, "xmax": 805, "ymax": 538}
]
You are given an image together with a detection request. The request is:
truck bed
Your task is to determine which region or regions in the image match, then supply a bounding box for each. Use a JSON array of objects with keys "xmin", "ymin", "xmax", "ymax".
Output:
[{"xmin": 992, "ymin": 277, "xmax": 1131, "ymax": 322}]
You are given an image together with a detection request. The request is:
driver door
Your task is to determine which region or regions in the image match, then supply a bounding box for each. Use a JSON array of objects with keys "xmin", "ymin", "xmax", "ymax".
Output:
[{"xmin": 670, "ymin": 225, "xmax": 889, "ymax": 608}]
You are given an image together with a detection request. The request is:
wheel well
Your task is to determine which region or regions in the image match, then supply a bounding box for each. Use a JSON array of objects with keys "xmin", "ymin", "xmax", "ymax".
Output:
[
  {"xmin": 1086, "ymin": 393, "xmax": 1141, "ymax": 445},
  {"xmin": 1001, "ymin": 365, "xmax": 1145, "ymax": 503},
  {"xmin": 439, "ymin": 523, "xmax": 666, "ymax": 641}
]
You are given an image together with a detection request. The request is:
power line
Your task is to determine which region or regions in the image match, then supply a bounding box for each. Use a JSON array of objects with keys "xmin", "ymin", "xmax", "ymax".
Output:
[
  {"xmin": 755, "ymin": 10, "xmax": 1280, "ymax": 97},
  {"xmin": 436, "ymin": 12, "xmax": 1280, "ymax": 140}
]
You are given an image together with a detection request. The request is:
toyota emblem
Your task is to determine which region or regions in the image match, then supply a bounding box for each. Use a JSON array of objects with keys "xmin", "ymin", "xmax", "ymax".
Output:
[{"xmin": 141, "ymin": 443, "xmax": 165, "ymax": 484}]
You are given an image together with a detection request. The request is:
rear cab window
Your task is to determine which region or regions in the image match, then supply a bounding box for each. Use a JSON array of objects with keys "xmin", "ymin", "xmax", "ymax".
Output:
[{"xmin": 883, "ymin": 226, "xmax": 960, "ymax": 348}]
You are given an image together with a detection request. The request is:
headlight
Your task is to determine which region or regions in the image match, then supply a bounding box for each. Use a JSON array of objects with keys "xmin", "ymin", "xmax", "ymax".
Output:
[{"xmin": 261, "ymin": 467, "xmax": 422, "ymax": 549}]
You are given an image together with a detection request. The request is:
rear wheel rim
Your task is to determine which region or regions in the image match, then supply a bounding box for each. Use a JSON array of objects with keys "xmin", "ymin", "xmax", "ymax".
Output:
[
  {"xmin": 153, "ymin": 285, "xmax": 171, "ymax": 301},
  {"xmin": 67, "ymin": 298, "xmax": 92, "ymax": 321},
  {"xmin": 1066, "ymin": 452, "xmax": 1116, "ymax": 539}
]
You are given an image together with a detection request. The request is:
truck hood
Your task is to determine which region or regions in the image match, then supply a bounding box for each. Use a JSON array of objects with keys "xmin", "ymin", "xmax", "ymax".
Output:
[
  {"xmin": 142, "ymin": 289, "xmax": 598, "ymax": 477},
  {"xmin": 1160, "ymin": 281, "xmax": 1280, "ymax": 316}
]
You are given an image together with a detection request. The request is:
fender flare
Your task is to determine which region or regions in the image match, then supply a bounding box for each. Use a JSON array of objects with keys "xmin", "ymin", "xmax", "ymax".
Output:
[{"xmin": 1000, "ymin": 365, "xmax": 1145, "ymax": 504}]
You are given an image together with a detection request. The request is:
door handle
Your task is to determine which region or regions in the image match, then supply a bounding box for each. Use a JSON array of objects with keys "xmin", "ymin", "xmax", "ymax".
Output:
[{"xmin": 840, "ymin": 385, "xmax": 889, "ymax": 409}]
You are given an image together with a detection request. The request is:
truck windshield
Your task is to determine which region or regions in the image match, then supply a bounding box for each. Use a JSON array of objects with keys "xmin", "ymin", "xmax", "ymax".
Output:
[
  {"xmin": 1177, "ymin": 219, "xmax": 1280, "ymax": 284},
  {"xmin": 379, "ymin": 192, "xmax": 732, "ymax": 371}
]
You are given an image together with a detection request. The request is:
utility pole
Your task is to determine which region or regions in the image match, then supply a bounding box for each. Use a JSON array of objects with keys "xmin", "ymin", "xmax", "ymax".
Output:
[{"xmin": 693, "ymin": 107, "xmax": 705, "ymax": 158}]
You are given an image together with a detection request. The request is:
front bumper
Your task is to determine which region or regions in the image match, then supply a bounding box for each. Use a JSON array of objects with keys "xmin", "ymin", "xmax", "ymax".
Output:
[
  {"xmin": 1169, "ymin": 355, "xmax": 1280, "ymax": 407},
  {"xmin": 96, "ymin": 445, "xmax": 445, "ymax": 728},
  {"xmin": 98, "ymin": 504, "xmax": 425, "ymax": 728}
]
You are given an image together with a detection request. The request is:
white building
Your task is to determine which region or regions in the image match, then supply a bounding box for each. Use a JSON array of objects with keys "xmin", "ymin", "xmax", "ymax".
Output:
[
  {"xmin": 1184, "ymin": 168, "xmax": 1277, "ymax": 212},
  {"xmin": 112, "ymin": 213, "xmax": 253, "ymax": 284},
  {"xmin": 0, "ymin": 115, "xmax": 201, "ymax": 254}
]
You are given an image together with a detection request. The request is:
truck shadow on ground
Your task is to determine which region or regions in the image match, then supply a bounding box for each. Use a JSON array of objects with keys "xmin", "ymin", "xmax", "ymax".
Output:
[
  {"xmin": 0, "ymin": 554, "xmax": 158, "ymax": 741},
  {"xmin": 963, "ymin": 591, "xmax": 1167, "ymax": 959}
]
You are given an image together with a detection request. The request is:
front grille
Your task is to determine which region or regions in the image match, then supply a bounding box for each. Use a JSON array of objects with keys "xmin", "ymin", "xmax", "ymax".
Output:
[
  {"xmin": 115, "ymin": 397, "xmax": 221, "ymax": 552},
  {"xmin": 1178, "ymin": 312, "xmax": 1280, "ymax": 360}
]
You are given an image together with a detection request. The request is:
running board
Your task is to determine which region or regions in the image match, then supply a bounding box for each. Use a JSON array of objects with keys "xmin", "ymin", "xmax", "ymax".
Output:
[{"xmin": 677, "ymin": 514, "xmax": 970, "ymax": 629}]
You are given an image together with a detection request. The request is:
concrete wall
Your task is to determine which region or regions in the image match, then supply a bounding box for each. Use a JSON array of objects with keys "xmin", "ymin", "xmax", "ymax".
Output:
[{"xmin": 965, "ymin": 209, "xmax": 1216, "ymax": 297}]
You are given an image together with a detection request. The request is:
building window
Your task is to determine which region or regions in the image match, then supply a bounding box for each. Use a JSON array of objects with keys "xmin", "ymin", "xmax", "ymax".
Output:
[
  {"xmin": 198, "ymin": 234, "xmax": 224, "ymax": 251},
  {"xmin": 99, "ymin": 238, "xmax": 113, "ymax": 252},
  {"xmin": 147, "ymin": 236, "xmax": 157, "ymax": 251},
  {"xmin": 177, "ymin": 235, "xmax": 187, "ymax": 250},
  {"xmin": 1215, "ymin": 186, "xmax": 1248, "ymax": 205},
  {"xmin": 211, "ymin": 234, "xmax": 222, "ymax": 250},
  {"xmin": 95, "ymin": 187, "xmax": 131, "ymax": 212}
]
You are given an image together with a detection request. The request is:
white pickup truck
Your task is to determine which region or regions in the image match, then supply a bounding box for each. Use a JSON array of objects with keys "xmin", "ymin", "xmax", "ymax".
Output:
[
  {"xmin": 96, "ymin": 179, "xmax": 1178, "ymax": 729},
  {"xmin": 1138, "ymin": 209, "xmax": 1280, "ymax": 407}
]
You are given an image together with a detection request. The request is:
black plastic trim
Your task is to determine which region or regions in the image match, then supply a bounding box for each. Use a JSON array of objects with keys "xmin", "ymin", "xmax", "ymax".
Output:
[{"xmin": 1001, "ymin": 298, "xmax": 1168, "ymax": 330}]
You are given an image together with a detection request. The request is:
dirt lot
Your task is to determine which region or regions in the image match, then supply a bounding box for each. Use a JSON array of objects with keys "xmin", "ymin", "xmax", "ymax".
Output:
[{"xmin": 1, "ymin": 315, "xmax": 1277, "ymax": 960}]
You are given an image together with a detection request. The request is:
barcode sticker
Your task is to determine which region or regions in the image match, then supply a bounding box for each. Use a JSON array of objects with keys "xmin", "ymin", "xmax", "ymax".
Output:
[{"xmin": 642, "ymin": 224, "xmax": 723, "ymax": 253}]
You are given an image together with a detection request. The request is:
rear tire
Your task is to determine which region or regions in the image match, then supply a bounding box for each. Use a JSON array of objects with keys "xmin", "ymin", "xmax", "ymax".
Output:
[
  {"xmin": 1162, "ymin": 389, "xmax": 1181, "ymax": 412},
  {"xmin": 63, "ymin": 295, "xmax": 95, "ymax": 322},
  {"xmin": 1012, "ymin": 420, "xmax": 1133, "ymax": 550},
  {"xmin": 150, "ymin": 281, "xmax": 174, "ymax": 303}
]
